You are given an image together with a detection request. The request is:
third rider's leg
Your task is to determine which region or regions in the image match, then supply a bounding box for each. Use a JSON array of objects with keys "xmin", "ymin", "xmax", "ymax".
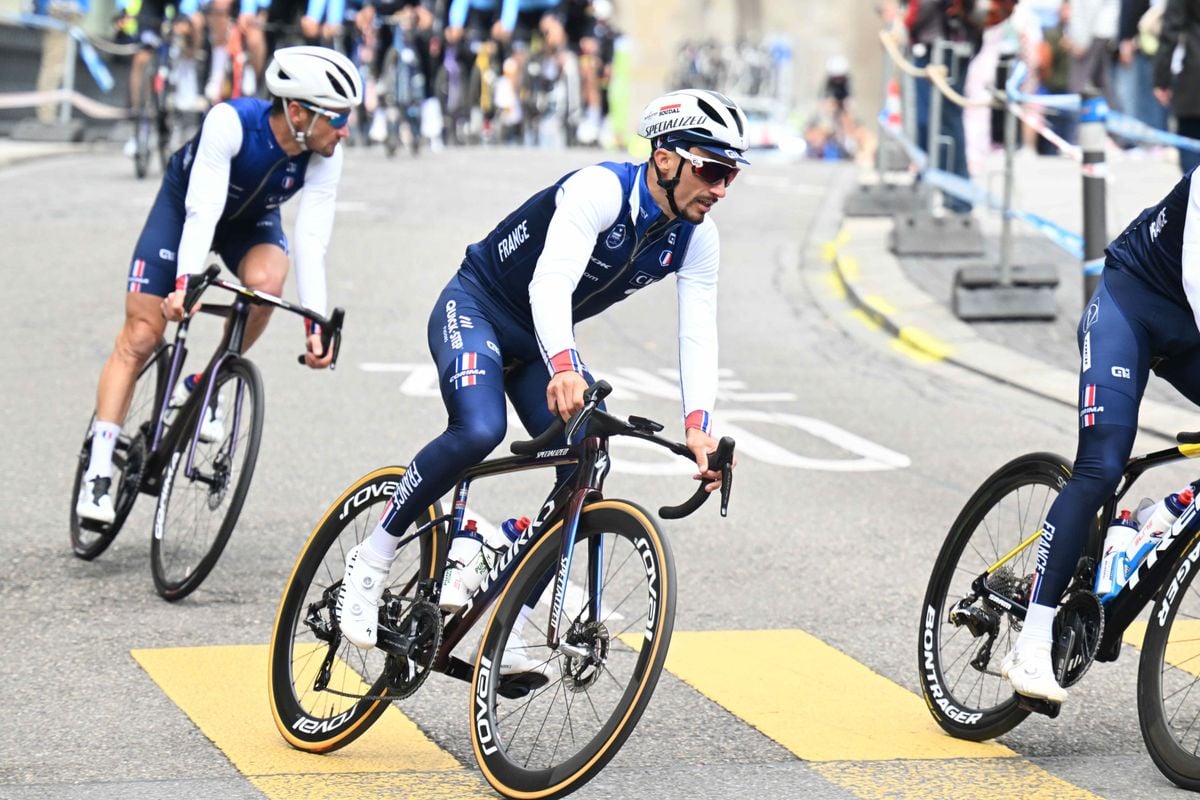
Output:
[{"xmin": 1004, "ymin": 275, "xmax": 1149, "ymax": 703}]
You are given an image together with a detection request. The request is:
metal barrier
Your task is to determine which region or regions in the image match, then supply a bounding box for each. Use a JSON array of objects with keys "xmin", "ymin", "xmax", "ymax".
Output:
[{"xmin": 0, "ymin": 11, "xmax": 130, "ymax": 135}]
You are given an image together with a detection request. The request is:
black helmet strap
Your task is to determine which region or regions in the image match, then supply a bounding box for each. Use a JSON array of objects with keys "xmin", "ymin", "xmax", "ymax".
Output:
[{"xmin": 651, "ymin": 151, "xmax": 687, "ymax": 219}]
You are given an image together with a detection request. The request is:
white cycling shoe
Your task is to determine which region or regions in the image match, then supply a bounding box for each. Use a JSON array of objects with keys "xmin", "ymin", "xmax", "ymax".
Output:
[
  {"xmin": 170, "ymin": 382, "xmax": 224, "ymax": 443},
  {"xmin": 1001, "ymin": 642, "xmax": 1068, "ymax": 704},
  {"xmin": 336, "ymin": 543, "xmax": 393, "ymax": 650},
  {"xmin": 76, "ymin": 474, "xmax": 116, "ymax": 524},
  {"xmin": 475, "ymin": 631, "xmax": 552, "ymax": 677}
]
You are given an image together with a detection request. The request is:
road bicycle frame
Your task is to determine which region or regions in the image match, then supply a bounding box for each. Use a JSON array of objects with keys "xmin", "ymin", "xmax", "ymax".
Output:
[
  {"xmin": 376, "ymin": 381, "xmax": 732, "ymax": 685},
  {"xmin": 131, "ymin": 265, "xmax": 344, "ymax": 499},
  {"xmin": 972, "ymin": 436, "xmax": 1200, "ymax": 664}
]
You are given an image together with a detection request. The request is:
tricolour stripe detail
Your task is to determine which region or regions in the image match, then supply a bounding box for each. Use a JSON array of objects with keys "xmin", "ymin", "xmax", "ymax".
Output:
[
  {"xmin": 684, "ymin": 410, "xmax": 712, "ymax": 434},
  {"xmin": 549, "ymin": 348, "xmax": 585, "ymax": 375}
]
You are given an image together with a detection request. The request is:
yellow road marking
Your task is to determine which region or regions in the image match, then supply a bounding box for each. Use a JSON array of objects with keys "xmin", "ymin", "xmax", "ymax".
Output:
[
  {"xmin": 899, "ymin": 326, "xmax": 954, "ymax": 361},
  {"xmin": 658, "ymin": 631, "xmax": 1104, "ymax": 798},
  {"xmin": 659, "ymin": 630, "xmax": 1009, "ymax": 760},
  {"xmin": 812, "ymin": 759, "xmax": 1103, "ymax": 800},
  {"xmin": 133, "ymin": 645, "xmax": 486, "ymax": 800},
  {"xmin": 1126, "ymin": 619, "xmax": 1200, "ymax": 677}
]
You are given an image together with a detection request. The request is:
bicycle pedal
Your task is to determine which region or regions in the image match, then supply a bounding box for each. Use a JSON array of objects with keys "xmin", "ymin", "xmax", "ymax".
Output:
[
  {"xmin": 497, "ymin": 672, "xmax": 550, "ymax": 699},
  {"xmin": 1016, "ymin": 695, "xmax": 1061, "ymax": 719}
]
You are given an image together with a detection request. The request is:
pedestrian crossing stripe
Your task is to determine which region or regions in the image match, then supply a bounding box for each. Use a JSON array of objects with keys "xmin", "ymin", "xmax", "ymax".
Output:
[
  {"xmin": 658, "ymin": 630, "xmax": 1102, "ymax": 799},
  {"xmin": 135, "ymin": 630, "xmax": 1109, "ymax": 800},
  {"xmin": 131, "ymin": 645, "xmax": 489, "ymax": 800}
]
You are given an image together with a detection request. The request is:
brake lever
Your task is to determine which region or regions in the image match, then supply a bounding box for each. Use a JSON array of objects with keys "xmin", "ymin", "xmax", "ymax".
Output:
[{"xmin": 719, "ymin": 463, "xmax": 732, "ymax": 517}]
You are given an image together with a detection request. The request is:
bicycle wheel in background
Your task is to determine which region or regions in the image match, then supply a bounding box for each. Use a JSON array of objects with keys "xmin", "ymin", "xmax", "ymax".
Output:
[
  {"xmin": 133, "ymin": 65, "xmax": 153, "ymax": 179},
  {"xmin": 150, "ymin": 356, "xmax": 264, "ymax": 600},
  {"xmin": 269, "ymin": 467, "xmax": 445, "ymax": 753},
  {"xmin": 471, "ymin": 500, "xmax": 676, "ymax": 800},
  {"xmin": 1139, "ymin": 539, "xmax": 1200, "ymax": 790},
  {"xmin": 69, "ymin": 342, "xmax": 171, "ymax": 560},
  {"xmin": 154, "ymin": 78, "xmax": 173, "ymax": 174},
  {"xmin": 917, "ymin": 452, "xmax": 1074, "ymax": 741}
]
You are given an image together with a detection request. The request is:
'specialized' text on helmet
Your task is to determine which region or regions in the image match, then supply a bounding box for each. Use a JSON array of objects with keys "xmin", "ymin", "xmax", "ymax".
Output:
[
  {"xmin": 265, "ymin": 46, "xmax": 363, "ymax": 109},
  {"xmin": 637, "ymin": 89, "xmax": 749, "ymax": 164}
]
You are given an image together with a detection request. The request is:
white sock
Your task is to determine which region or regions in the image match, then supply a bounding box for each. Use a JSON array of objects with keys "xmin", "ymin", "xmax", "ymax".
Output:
[
  {"xmin": 86, "ymin": 421, "xmax": 122, "ymax": 479},
  {"xmin": 1017, "ymin": 602, "xmax": 1056, "ymax": 651},
  {"xmin": 366, "ymin": 522, "xmax": 399, "ymax": 562}
]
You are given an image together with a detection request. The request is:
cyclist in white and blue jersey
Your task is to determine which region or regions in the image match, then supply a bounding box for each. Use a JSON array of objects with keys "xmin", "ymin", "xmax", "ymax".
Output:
[
  {"xmin": 1004, "ymin": 168, "xmax": 1200, "ymax": 704},
  {"xmin": 76, "ymin": 46, "xmax": 362, "ymax": 524},
  {"xmin": 334, "ymin": 89, "xmax": 748, "ymax": 675}
]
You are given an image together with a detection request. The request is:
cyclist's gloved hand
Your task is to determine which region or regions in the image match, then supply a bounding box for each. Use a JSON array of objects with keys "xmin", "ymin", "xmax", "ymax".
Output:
[
  {"xmin": 304, "ymin": 331, "xmax": 333, "ymax": 370},
  {"xmin": 161, "ymin": 289, "xmax": 195, "ymax": 322},
  {"xmin": 547, "ymin": 370, "xmax": 587, "ymax": 422},
  {"xmin": 686, "ymin": 427, "xmax": 731, "ymax": 493}
]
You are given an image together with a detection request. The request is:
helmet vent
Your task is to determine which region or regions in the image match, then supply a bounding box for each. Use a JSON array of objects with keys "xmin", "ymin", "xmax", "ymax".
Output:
[
  {"xmin": 324, "ymin": 70, "xmax": 348, "ymax": 99},
  {"xmin": 695, "ymin": 98, "xmax": 721, "ymax": 124}
]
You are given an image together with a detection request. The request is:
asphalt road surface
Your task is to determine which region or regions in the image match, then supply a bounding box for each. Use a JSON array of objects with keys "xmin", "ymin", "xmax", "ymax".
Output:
[{"xmin": 3, "ymin": 144, "xmax": 1195, "ymax": 800}]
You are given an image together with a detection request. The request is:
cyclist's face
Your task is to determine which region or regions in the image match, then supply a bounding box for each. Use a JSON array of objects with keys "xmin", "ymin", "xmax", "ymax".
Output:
[
  {"xmin": 671, "ymin": 147, "xmax": 736, "ymax": 224},
  {"xmin": 297, "ymin": 104, "xmax": 351, "ymax": 157}
]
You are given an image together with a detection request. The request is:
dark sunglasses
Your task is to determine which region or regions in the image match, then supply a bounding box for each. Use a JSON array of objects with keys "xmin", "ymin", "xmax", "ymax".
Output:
[
  {"xmin": 299, "ymin": 101, "xmax": 351, "ymax": 129},
  {"xmin": 674, "ymin": 146, "xmax": 740, "ymax": 187}
]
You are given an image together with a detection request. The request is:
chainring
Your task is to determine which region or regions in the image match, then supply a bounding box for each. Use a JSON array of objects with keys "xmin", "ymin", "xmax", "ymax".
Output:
[{"xmin": 1053, "ymin": 591, "xmax": 1104, "ymax": 688}]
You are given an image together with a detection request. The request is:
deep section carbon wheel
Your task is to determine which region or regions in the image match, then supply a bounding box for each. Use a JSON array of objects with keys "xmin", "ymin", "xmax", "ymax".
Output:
[
  {"xmin": 471, "ymin": 500, "xmax": 675, "ymax": 800},
  {"xmin": 918, "ymin": 452, "xmax": 1073, "ymax": 741},
  {"xmin": 269, "ymin": 466, "xmax": 445, "ymax": 753}
]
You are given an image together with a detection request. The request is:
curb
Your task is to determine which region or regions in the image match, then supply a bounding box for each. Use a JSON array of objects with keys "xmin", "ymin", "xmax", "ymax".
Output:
[
  {"xmin": 0, "ymin": 141, "xmax": 89, "ymax": 169},
  {"xmin": 824, "ymin": 215, "xmax": 1197, "ymax": 444}
]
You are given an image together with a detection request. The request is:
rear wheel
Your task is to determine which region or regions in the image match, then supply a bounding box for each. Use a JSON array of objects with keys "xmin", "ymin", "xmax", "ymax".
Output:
[
  {"xmin": 917, "ymin": 452, "xmax": 1073, "ymax": 741},
  {"xmin": 268, "ymin": 466, "xmax": 445, "ymax": 753},
  {"xmin": 150, "ymin": 357, "xmax": 263, "ymax": 600},
  {"xmin": 472, "ymin": 500, "xmax": 675, "ymax": 799},
  {"xmin": 1139, "ymin": 538, "xmax": 1200, "ymax": 790},
  {"xmin": 69, "ymin": 342, "xmax": 170, "ymax": 559}
]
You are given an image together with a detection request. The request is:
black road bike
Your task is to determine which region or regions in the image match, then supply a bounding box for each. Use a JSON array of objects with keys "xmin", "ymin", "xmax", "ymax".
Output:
[
  {"xmin": 919, "ymin": 434, "xmax": 1200, "ymax": 790},
  {"xmin": 268, "ymin": 380, "xmax": 735, "ymax": 799},
  {"xmin": 132, "ymin": 12, "xmax": 186, "ymax": 180},
  {"xmin": 69, "ymin": 265, "xmax": 344, "ymax": 601}
]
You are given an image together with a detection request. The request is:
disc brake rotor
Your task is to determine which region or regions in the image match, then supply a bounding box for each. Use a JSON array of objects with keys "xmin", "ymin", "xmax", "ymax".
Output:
[{"xmin": 562, "ymin": 621, "xmax": 610, "ymax": 693}]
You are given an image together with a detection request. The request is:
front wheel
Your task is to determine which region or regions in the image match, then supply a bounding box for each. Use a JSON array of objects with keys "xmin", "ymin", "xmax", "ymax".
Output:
[
  {"xmin": 917, "ymin": 452, "xmax": 1072, "ymax": 741},
  {"xmin": 1138, "ymin": 537, "xmax": 1200, "ymax": 790},
  {"xmin": 268, "ymin": 466, "xmax": 445, "ymax": 753},
  {"xmin": 150, "ymin": 357, "xmax": 264, "ymax": 600},
  {"xmin": 471, "ymin": 500, "xmax": 676, "ymax": 800}
]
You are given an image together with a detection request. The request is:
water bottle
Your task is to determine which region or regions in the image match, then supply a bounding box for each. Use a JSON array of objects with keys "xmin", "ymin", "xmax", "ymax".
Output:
[
  {"xmin": 1095, "ymin": 509, "xmax": 1137, "ymax": 601},
  {"xmin": 440, "ymin": 519, "xmax": 485, "ymax": 611},
  {"xmin": 1123, "ymin": 486, "xmax": 1195, "ymax": 580},
  {"xmin": 494, "ymin": 516, "xmax": 531, "ymax": 548}
]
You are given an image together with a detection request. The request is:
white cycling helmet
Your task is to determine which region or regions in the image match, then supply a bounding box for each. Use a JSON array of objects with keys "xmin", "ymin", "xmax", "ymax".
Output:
[
  {"xmin": 637, "ymin": 89, "xmax": 750, "ymax": 165},
  {"xmin": 265, "ymin": 46, "xmax": 363, "ymax": 110}
]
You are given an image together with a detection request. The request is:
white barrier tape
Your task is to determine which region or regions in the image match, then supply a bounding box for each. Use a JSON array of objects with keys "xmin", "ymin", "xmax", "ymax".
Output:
[
  {"xmin": 0, "ymin": 89, "xmax": 129, "ymax": 119},
  {"xmin": 1006, "ymin": 100, "xmax": 1082, "ymax": 162}
]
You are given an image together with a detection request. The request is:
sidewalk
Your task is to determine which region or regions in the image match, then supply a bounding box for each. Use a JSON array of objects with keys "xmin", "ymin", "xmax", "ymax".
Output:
[
  {"xmin": 0, "ymin": 137, "xmax": 91, "ymax": 168},
  {"xmin": 824, "ymin": 147, "xmax": 1199, "ymax": 442}
]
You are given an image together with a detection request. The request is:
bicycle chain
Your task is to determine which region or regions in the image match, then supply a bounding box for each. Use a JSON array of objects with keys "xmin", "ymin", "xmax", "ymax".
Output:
[{"xmin": 311, "ymin": 599, "xmax": 442, "ymax": 703}]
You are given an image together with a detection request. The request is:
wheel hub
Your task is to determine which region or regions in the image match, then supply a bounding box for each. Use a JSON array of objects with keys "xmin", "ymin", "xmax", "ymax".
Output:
[{"xmin": 562, "ymin": 621, "xmax": 609, "ymax": 693}]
